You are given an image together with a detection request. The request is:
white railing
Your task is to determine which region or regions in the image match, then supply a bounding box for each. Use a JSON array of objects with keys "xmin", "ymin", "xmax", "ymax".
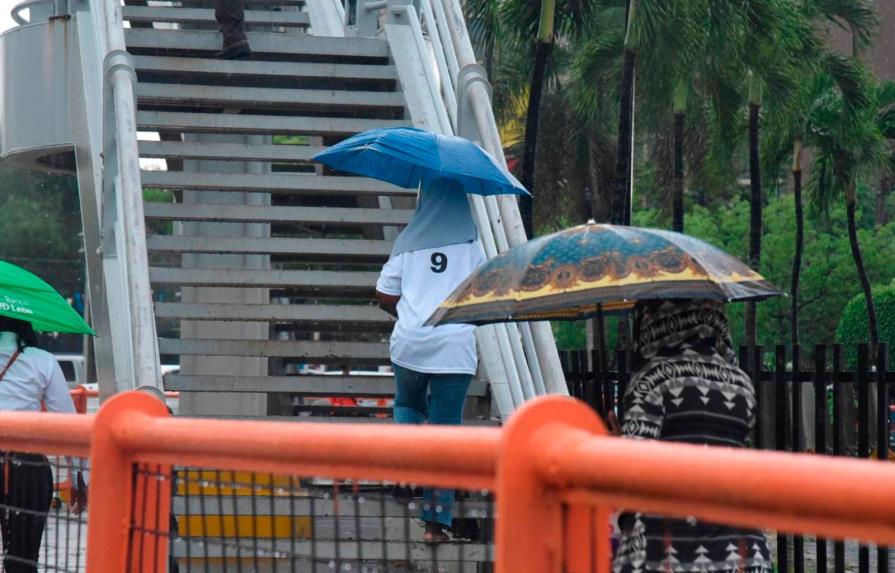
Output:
[
  {"xmin": 363, "ymin": 0, "xmax": 567, "ymax": 412},
  {"xmin": 10, "ymin": 0, "xmax": 52, "ymax": 25},
  {"xmin": 92, "ymin": 0, "xmax": 163, "ymax": 393}
]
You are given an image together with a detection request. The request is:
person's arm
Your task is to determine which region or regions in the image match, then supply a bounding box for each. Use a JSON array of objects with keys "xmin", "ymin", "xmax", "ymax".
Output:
[
  {"xmin": 376, "ymin": 254, "xmax": 403, "ymax": 318},
  {"xmin": 376, "ymin": 291, "xmax": 401, "ymax": 318},
  {"xmin": 42, "ymin": 359, "xmax": 76, "ymax": 415},
  {"xmin": 42, "ymin": 358, "xmax": 89, "ymax": 512}
]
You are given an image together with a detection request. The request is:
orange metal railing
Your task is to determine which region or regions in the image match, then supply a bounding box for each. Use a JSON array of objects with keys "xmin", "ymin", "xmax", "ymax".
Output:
[
  {"xmin": 3, "ymin": 392, "xmax": 895, "ymax": 572},
  {"xmin": 68, "ymin": 385, "xmax": 179, "ymax": 414}
]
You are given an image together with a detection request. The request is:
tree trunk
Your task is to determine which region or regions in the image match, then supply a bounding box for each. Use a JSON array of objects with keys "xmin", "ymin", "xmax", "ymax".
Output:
[
  {"xmin": 519, "ymin": 0, "xmax": 556, "ymax": 237},
  {"xmin": 790, "ymin": 139, "xmax": 803, "ymax": 347},
  {"xmin": 745, "ymin": 100, "xmax": 762, "ymax": 348},
  {"xmin": 610, "ymin": 48, "xmax": 636, "ymax": 225},
  {"xmin": 672, "ymin": 111, "xmax": 685, "ymax": 232},
  {"xmin": 519, "ymin": 40, "xmax": 553, "ymax": 237},
  {"xmin": 846, "ymin": 181, "xmax": 880, "ymax": 345},
  {"xmin": 877, "ymin": 175, "xmax": 890, "ymax": 227}
]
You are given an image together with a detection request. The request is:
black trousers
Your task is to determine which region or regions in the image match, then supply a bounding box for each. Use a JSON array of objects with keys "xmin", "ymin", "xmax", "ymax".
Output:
[
  {"xmin": 214, "ymin": 0, "xmax": 247, "ymax": 46},
  {"xmin": 0, "ymin": 453, "xmax": 53, "ymax": 573}
]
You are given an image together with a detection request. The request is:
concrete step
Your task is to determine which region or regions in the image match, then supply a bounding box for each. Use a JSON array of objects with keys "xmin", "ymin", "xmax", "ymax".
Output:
[
  {"xmin": 137, "ymin": 83, "xmax": 405, "ymax": 112},
  {"xmin": 146, "ymin": 235, "xmax": 393, "ymax": 259},
  {"xmin": 133, "ymin": 56, "xmax": 397, "ymax": 87},
  {"xmin": 138, "ymin": 140, "xmax": 325, "ymax": 163},
  {"xmin": 141, "ymin": 171, "xmax": 411, "ymax": 197},
  {"xmin": 157, "ymin": 339, "xmax": 390, "ymax": 363},
  {"xmin": 164, "ymin": 375, "xmax": 489, "ymax": 397},
  {"xmin": 125, "ymin": 29, "xmax": 389, "ymax": 63},
  {"xmin": 122, "ymin": 6, "xmax": 310, "ymax": 27},
  {"xmin": 154, "ymin": 302, "xmax": 392, "ymax": 325},
  {"xmin": 136, "ymin": 111, "xmax": 410, "ymax": 137},
  {"xmin": 149, "ymin": 266, "xmax": 378, "ymax": 290},
  {"xmin": 144, "ymin": 202, "xmax": 414, "ymax": 226}
]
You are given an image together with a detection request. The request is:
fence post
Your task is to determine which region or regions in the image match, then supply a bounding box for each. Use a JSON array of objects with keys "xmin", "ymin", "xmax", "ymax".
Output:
[
  {"xmin": 496, "ymin": 395, "xmax": 608, "ymax": 573},
  {"xmin": 857, "ymin": 343, "xmax": 871, "ymax": 573},
  {"xmin": 813, "ymin": 345, "xmax": 828, "ymax": 573},
  {"xmin": 832, "ymin": 344, "xmax": 846, "ymax": 571},
  {"xmin": 86, "ymin": 391, "xmax": 171, "ymax": 573},
  {"xmin": 876, "ymin": 342, "xmax": 890, "ymax": 573},
  {"xmin": 774, "ymin": 346, "xmax": 789, "ymax": 573}
]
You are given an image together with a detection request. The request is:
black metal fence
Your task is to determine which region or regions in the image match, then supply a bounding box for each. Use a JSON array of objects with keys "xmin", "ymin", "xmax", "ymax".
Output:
[
  {"xmin": 0, "ymin": 455, "xmax": 88, "ymax": 573},
  {"xmin": 561, "ymin": 342, "xmax": 894, "ymax": 573}
]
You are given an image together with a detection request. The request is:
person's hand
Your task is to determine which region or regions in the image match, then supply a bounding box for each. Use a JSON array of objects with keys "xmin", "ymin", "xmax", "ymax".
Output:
[
  {"xmin": 70, "ymin": 473, "xmax": 88, "ymax": 515},
  {"xmin": 606, "ymin": 411, "xmax": 622, "ymax": 436}
]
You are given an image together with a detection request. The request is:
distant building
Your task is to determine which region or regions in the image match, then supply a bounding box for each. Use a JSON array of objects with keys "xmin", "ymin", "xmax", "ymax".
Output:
[{"xmin": 830, "ymin": 0, "xmax": 894, "ymax": 80}]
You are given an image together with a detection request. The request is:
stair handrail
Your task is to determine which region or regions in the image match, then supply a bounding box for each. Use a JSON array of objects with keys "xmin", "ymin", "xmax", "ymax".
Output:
[
  {"xmin": 91, "ymin": 0, "xmax": 163, "ymax": 392},
  {"xmin": 436, "ymin": 0, "xmax": 567, "ymax": 396},
  {"xmin": 417, "ymin": 0, "xmax": 552, "ymax": 400}
]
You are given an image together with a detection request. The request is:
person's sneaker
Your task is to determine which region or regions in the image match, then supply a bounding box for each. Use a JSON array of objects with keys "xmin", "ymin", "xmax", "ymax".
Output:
[
  {"xmin": 215, "ymin": 40, "xmax": 251, "ymax": 60},
  {"xmin": 423, "ymin": 521, "xmax": 450, "ymax": 543}
]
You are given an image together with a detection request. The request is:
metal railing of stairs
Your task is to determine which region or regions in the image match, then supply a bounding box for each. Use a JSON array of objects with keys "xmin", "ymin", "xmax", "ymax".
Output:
[{"xmin": 9, "ymin": 0, "xmax": 164, "ymax": 395}]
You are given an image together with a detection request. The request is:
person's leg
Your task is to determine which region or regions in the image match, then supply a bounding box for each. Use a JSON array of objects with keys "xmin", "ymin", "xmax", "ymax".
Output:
[
  {"xmin": 214, "ymin": 0, "xmax": 251, "ymax": 58},
  {"xmin": 420, "ymin": 373, "xmax": 472, "ymax": 538},
  {"xmin": 5, "ymin": 455, "xmax": 52, "ymax": 573},
  {"xmin": 391, "ymin": 365, "xmax": 430, "ymax": 501},
  {"xmin": 392, "ymin": 364, "xmax": 429, "ymax": 425}
]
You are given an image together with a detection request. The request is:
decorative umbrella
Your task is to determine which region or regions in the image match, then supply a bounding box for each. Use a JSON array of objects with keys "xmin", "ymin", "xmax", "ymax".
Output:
[
  {"xmin": 0, "ymin": 260, "xmax": 95, "ymax": 334},
  {"xmin": 426, "ymin": 223, "xmax": 781, "ymax": 326},
  {"xmin": 312, "ymin": 127, "xmax": 529, "ymax": 196}
]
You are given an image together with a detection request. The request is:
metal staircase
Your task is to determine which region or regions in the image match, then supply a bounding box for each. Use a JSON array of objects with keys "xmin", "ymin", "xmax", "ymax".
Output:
[
  {"xmin": 2, "ymin": 0, "xmax": 566, "ymax": 422},
  {"xmin": 125, "ymin": 5, "xmax": 416, "ymax": 419}
]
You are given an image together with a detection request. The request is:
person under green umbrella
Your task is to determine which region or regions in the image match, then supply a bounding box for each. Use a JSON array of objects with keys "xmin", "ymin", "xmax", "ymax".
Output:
[{"xmin": 0, "ymin": 261, "xmax": 91, "ymax": 573}]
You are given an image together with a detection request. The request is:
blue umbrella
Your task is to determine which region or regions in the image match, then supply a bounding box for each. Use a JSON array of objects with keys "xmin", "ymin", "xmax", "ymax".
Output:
[{"xmin": 312, "ymin": 127, "xmax": 529, "ymax": 196}]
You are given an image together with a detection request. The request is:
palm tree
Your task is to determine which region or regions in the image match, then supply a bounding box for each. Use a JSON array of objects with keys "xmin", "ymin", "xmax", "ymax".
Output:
[
  {"xmin": 609, "ymin": 0, "xmax": 637, "ymax": 225},
  {"xmin": 496, "ymin": 0, "xmax": 596, "ymax": 235},
  {"xmin": 806, "ymin": 68, "xmax": 887, "ymax": 346}
]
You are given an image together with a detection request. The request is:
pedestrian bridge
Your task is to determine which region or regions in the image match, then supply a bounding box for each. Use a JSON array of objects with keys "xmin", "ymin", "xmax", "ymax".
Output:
[{"xmin": 0, "ymin": 0, "xmax": 565, "ymax": 424}]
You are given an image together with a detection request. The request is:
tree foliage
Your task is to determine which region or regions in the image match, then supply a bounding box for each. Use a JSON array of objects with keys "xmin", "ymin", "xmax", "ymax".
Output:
[
  {"xmin": 0, "ymin": 165, "xmax": 83, "ymax": 298},
  {"xmin": 837, "ymin": 285, "xmax": 895, "ymax": 367}
]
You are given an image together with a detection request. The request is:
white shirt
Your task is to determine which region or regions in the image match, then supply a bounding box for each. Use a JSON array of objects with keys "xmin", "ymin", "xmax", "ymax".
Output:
[
  {"xmin": 376, "ymin": 241, "xmax": 486, "ymax": 375},
  {"xmin": 0, "ymin": 332, "xmax": 88, "ymax": 482},
  {"xmin": 0, "ymin": 332, "xmax": 75, "ymax": 414}
]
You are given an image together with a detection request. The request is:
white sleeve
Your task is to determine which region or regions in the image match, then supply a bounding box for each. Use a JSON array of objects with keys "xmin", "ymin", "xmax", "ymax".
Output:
[
  {"xmin": 376, "ymin": 254, "xmax": 404, "ymax": 296},
  {"xmin": 42, "ymin": 358, "xmax": 76, "ymax": 415},
  {"xmin": 470, "ymin": 241, "xmax": 487, "ymax": 268},
  {"xmin": 42, "ymin": 357, "xmax": 89, "ymax": 483}
]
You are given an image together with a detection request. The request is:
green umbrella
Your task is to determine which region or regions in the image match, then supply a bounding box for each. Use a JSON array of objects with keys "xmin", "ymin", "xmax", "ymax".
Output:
[{"xmin": 0, "ymin": 260, "xmax": 95, "ymax": 335}]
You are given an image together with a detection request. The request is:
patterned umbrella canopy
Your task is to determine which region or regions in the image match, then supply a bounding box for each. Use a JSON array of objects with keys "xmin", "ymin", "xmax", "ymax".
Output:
[{"xmin": 426, "ymin": 224, "xmax": 781, "ymax": 326}]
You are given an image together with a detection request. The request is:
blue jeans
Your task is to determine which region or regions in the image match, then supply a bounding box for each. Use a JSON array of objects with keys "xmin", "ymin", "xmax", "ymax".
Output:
[{"xmin": 392, "ymin": 364, "xmax": 472, "ymax": 527}]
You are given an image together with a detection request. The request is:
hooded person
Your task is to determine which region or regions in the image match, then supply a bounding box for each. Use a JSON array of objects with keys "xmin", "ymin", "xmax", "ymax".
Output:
[
  {"xmin": 613, "ymin": 299, "xmax": 772, "ymax": 573},
  {"xmin": 375, "ymin": 177, "xmax": 486, "ymax": 542}
]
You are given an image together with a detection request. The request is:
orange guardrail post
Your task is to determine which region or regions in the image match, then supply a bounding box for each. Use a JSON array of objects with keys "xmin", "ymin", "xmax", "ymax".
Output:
[
  {"xmin": 496, "ymin": 396, "xmax": 609, "ymax": 573},
  {"xmin": 87, "ymin": 391, "xmax": 172, "ymax": 573},
  {"xmin": 70, "ymin": 385, "xmax": 89, "ymax": 414}
]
